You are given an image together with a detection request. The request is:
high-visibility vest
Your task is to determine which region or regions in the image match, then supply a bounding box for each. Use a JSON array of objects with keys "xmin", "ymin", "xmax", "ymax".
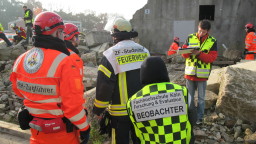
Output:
[
  {"xmin": 127, "ymin": 82, "xmax": 191, "ymax": 144},
  {"xmin": 10, "ymin": 47, "xmax": 89, "ymax": 131},
  {"xmin": 185, "ymin": 34, "xmax": 216, "ymax": 78},
  {"xmin": 24, "ymin": 10, "xmax": 33, "ymax": 24},
  {"xmin": 0, "ymin": 23, "xmax": 4, "ymax": 33},
  {"xmin": 94, "ymin": 40, "xmax": 150, "ymax": 116}
]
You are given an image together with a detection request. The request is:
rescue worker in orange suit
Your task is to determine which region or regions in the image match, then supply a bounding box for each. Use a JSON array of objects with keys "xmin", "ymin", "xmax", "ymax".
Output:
[
  {"xmin": 167, "ymin": 37, "xmax": 180, "ymax": 56},
  {"xmin": 93, "ymin": 18, "xmax": 150, "ymax": 144},
  {"xmin": 64, "ymin": 23, "xmax": 85, "ymax": 102},
  {"xmin": 244, "ymin": 23, "xmax": 256, "ymax": 60},
  {"xmin": 10, "ymin": 11, "xmax": 90, "ymax": 144},
  {"xmin": 182, "ymin": 20, "xmax": 217, "ymax": 125},
  {"xmin": 10, "ymin": 23, "xmax": 27, "ymax": 44}
]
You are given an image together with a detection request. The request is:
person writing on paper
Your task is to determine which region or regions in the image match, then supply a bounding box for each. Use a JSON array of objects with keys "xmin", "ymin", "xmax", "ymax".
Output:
[
  {"xmin": 167, "ymin": 37, "xmax": 180, "ymax": 56},
  {"xmin": 181, "ymin": 20, "xmax": 217, "ymax": 125}
]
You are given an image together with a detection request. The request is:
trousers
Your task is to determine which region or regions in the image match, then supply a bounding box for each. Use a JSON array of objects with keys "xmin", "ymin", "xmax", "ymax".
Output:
[{"xmin": 186, "ymin": 79, "xmax": 207, "ymax": 120}]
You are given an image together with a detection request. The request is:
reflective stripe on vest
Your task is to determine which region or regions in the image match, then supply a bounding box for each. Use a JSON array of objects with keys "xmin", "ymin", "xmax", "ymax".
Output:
[
  {"xmin": 185, "ymin": 34, "xmax": 215, "ymax": 78},
  {"xmin": 26, "ymin": 106, "xmax": 63, "ymax": 116},
  {"xmin": 47, "ymin": 53, "xmax": 67, "ymax": 77},
  {"xmin": 98, "ymin": 64, "xmax": 111, "ymax": 78},
  {"xmin": 24, "ymin": 11, "xmax": 32, "ymax": 24},
  {"xmin": 127, "ymin": 83, "xmax": 191, "ymax": 143},
  {"xmin": 94, "ymin": 99, "xmax": 109, "ymax": 108},
  {"xmin": 20, "ymin": 91, "xmax": 61, "ymax": 103}
]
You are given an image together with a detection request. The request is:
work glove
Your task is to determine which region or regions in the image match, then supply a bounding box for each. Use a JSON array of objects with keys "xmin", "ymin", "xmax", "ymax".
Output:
[
  {"xmin": 17, "ymin": 107, "xmax": 33, "ymax": 130},
  {"xmin": 80, "ymin": 126, "xmax": 91, "ymax": 144}
]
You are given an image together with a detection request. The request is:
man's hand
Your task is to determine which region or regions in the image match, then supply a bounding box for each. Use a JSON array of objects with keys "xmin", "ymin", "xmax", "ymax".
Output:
[{"xmin": 191, "ymin": 50, "xmax": 201, "ymax": 56}]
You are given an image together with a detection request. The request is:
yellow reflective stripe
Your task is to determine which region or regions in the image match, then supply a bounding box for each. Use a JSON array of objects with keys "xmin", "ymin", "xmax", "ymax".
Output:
[
  {"xmin": 185, "ymin": 66, "xmax": 196, "ymax": 75},
  {"xmin": 26, "ymin": 106, "xmax": 63, "ymax": 116},
  {"xmin": 108, "ymin": 110, "xmax": 128, "ymax": 116},
  {"xmin": 116, "ymin": 53, "xmax": 148, "ymax": 65},
  {"xmin": 47, "ymin": 53, "xmax": 67, "ymax": 77},
  {"xmin": 76, "ymin": 118, "xmax": 89, "ymax": 130},
  {"xmin": 98, "ymin": 65, "xmax": 111, "ymax": 78},
  {"xmin": 109, "ymin": 104, "xmax": 126, "ymax": 110},
  {"xmin": 69, "ymin": 109, "xmax": 86, "ymax": 123},
  {"xmin": 111, "ymin": 128, "xmax": 116, "ymax": 144},
  {"xmin": 94, "ymin": 99, "xmax": 109, "ymax": 108},
  {"xmin": 197, "ymin": 73, "xmax": 209, "ymax": 78},
  {"xmin": 118, "ymin": 72, "xmax": 128, "ymax": 105}
]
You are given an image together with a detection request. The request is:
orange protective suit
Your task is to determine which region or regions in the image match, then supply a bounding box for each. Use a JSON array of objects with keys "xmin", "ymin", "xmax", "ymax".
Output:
[
  {"xmin": 167, "ymin": 42, "xmax": 179, "ymax": 56},
  {"xmin": 10, "ymin": 47, "xmax": 89, "ymax": 144},
  {"xmin": 245, "ymin": 32, "xmax": 256, "ymax": 60}
]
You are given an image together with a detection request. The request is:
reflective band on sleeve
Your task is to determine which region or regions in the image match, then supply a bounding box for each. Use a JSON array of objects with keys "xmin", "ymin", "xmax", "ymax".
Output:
[
  {"xmin": 108, "ymin": 110, "xmax": 128, "ymax": 116},
  {"xmin": 26, "ymin": 106, "xmax": 63, "ymax": 116},
  {"xmin": 47, "ymin": 53, "xmax": 67, "ymax": 77},
  {"xmin": 76, "ymin": 118, "xmax": 89, "ymax": 130},
  {"xmin": 247, "ymin": 51, "xmax": 256, "ymax": 53},
  {"xmin": 69, "ymin": 109, "xmax": 86, "ymax": 122},
  {"xmin": 116, "ymin": 53, "xmax": 148, "ymax": 65},
  {"xmin": 70, "ymin": 51, "xmax": 75, "ymax": 55},
  {"xmin": 98, "ymin": 65, "xmax": 111, "ymax": 78},
  {"xmin": 118, "ymin": 72, "xmax": 128, "ymax": 105},
  {"xmin": 17, "ymin": 80, "xmax": 57, "ymax": 95},
  {"xmin": 94, "ymin": 99, "xmax": 109, "ymax": 108},
  {"xmin": 109, "ymin": 105, "xmax": 126, "ymax": 110}
]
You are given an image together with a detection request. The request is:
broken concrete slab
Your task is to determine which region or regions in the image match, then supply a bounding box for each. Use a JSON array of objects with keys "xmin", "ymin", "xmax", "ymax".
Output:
[
  {"xmin": 84, "ymin": 31, "xmax": 112, "ymax": 47},
  {"xmin": 216, "ymin": 61, "xmax": 256, "ymax": 122}
]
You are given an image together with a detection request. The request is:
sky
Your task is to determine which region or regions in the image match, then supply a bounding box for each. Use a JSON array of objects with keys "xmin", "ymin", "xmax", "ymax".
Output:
[{"xmin": 19, "ymin": 0, "xmax": 148, "ymax": 20}]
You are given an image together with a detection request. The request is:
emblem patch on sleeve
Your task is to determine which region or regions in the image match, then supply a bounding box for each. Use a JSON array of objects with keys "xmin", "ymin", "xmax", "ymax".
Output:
[{"xmin": 24, "ymin": 48, "xmax": 44, "ymax": 73}]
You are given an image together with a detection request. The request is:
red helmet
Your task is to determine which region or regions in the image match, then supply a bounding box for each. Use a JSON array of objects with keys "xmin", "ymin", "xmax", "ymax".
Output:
[
  {"xmin": 245, "ymin": 23, "xmax": 254, "ymax": 29},
  {"xmin": 64, "ymin": 23, "xmax": 80, "ymax": 40},
  {"xmin": 173, "ymin": 37, "xmax": 179, "ymax": 41},
  {"xmin": 33, "ymin": 11, "xmax": 64, "ymax": 35}
]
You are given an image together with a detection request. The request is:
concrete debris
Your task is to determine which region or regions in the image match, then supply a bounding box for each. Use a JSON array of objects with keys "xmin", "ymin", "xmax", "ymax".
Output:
[
  {"xmin": 84, "ymin": 31, "xmax": 112, "ymax": 47},
  {"xmin": 216, "ymin": 61, "xmax": 256, "ymax": 123},
  {"xmin": 0, "ymin": 41, "xmax": 26, "ymax": 61}
]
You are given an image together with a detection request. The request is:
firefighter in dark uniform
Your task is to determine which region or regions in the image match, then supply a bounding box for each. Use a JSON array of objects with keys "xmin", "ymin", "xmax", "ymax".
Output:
[
  {"xmin": 93, "ymin": 18, "xmax": 150, "ymax": 144},
  {"xmin": 127, "ymin": 56, "xmax": 196, "ymax": 144}
]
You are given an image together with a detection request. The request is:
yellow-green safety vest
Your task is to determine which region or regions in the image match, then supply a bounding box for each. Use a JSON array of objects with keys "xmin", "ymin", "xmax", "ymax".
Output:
[
  {"xmin": 185, "ymin": 33, "xmax": 216, "ymax": 78},
  {"xmin": 0, "ymin": 23, "xmax": 4, "ymax": 33},
  {"xmin": 24, "ymin": 10, "xmax": 33, "ymax": 24},
  {"xmin": 127, "ymin": 82, "xmax": 191, "ymax": 144}
]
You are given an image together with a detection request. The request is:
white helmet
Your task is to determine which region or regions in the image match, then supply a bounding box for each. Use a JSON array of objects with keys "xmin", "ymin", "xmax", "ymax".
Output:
[{"xmin": 10, "ymin": 23, "xmax": 16, "ymax": 28}]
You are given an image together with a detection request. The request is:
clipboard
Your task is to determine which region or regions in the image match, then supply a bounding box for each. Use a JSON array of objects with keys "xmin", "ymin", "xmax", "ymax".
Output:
[{"xmin": 177, "ymin": 47, "xmax": 200, "ymax": 54}]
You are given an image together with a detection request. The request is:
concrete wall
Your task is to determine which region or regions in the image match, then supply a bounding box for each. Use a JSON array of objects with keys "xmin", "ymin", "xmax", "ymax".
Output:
[{"xmin": 131, "ymin": 0, "xmax": 256, "ymax": 55}]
